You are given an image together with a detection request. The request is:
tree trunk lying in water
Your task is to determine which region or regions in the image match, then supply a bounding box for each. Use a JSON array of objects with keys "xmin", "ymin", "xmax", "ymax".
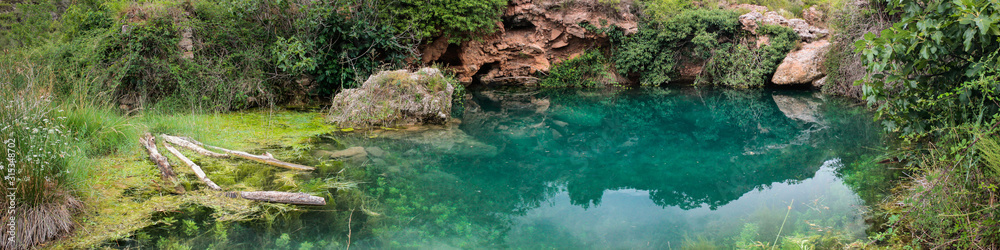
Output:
[
  {"xmin": 161, "ymin": 134, "xmax": 229, "ymax": 158},
  {"xmin": 139, "ymin": 133, "xmax": 186, "ymax": 193},
  {"xmin": 143, "ymin": 134, "xmax": 325, "ymax": 205},
  {"xmin": 224, "ymin": 191, "xmax": 326, "ymax": 206},
  {"xmin": 163, "ymin": 143, "xmax": 223, "ymax": 191},
  {"xmin": 165, "ymin": 135, "xmax": 315, "ymax": 171}
]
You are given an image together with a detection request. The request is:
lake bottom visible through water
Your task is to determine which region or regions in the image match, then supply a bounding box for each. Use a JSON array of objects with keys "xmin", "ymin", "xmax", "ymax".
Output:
[{"xmin": 321, "ymin": 87, "xmax": 899, "ymax": 249}]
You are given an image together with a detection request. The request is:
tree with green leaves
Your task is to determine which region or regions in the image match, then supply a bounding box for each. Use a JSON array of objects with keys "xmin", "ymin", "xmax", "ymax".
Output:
[{"xmin": 856, "ymin": 0, "xmax": 1000, "ymax": 139}]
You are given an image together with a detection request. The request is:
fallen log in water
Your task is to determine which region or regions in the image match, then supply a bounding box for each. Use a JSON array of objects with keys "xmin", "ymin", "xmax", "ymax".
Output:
[
  {"xmin": 169, "ymin": 136, "xmax": 314, "ymax": 171},
  {"xmin": 163, "ymin": 143, "xmax": 223, "ymax": 191},
  {"xmin": 139, "ymin": 133, "xmax": 185, "ymax": 193},
  {"xmin": 224, "ymin": 191, "xmax": 326, "ymax": 206},
  {"xmin": 161, "ymin": 134, "xmax": 229, "ymax": 158}
]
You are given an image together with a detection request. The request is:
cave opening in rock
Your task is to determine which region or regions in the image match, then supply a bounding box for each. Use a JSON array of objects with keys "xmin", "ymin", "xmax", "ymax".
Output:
[
  {"xmin": 471, "ymin": 62, "xmax": 499, "ymax": 87},
  {"xmin": 502, "ymin": 16, "xmax": 536, "ymax": 31},
  {"xmin": 436, "ymin": 43, "xmax": 464, "ymax": 67}
]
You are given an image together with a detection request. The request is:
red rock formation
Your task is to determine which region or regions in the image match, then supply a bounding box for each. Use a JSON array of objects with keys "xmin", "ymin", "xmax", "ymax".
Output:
[{"xmin": 421, "ymin": 0, "xmax": 639, "ymax": 85}]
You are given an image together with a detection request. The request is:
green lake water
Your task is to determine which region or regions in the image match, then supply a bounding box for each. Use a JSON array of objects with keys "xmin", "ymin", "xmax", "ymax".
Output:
[
  {"xmin": 319, "ymin": 87, "xmax": 898, "ymax": 249},
  {"xmin": 120, "ymin": 87, "xmax": 899, "ymax": 249}
]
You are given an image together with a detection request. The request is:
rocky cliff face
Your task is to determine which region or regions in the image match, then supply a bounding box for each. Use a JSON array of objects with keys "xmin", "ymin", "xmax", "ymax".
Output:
[
  {"xmin": 420, "ymin": 0, "xmax": 639, "ymax": 85},
  {"xmin": 423, "ymin": 1, "xmax": 831, "ymax": 88}
]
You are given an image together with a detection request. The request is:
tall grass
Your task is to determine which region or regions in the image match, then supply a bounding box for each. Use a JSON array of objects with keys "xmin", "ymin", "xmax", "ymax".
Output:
[
  {"xmin": 0, "ymin": 52, "xmax": 89, "ymax": 249},
  {"xmin": 0, "ymin": 45, "xmax": 144, "ymax": 249}
]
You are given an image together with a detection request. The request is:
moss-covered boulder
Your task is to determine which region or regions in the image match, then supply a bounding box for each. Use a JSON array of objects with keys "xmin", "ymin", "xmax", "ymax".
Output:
[{"xmin": 327, "ymin": 68, "xmax": 457, "ymax": 127}]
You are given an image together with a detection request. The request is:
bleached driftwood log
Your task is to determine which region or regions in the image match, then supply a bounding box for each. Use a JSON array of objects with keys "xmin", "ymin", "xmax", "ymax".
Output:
[
  {"xmin": 161, "ymin": 134, "xmax": 229, "ymax": 158},
  {"xmin": 167, "ymin": 136, "xmax": 314, "ymax": 171},
  {"xmin": 224, "ymin": 191, "xmax": 326, "ymax": 206},
  {"xmin": 139, "ymin": 133, "xmax": 185, "ymax": 193},
  {"xmin": 163, "ymin": 143, "xmax": 223, "ymax": 191}
]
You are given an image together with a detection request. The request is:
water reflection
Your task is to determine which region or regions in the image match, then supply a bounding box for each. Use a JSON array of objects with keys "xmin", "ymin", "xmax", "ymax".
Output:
[{"xmin": 330, "ymin": 87, "xmax": 892, "ymax": 248}]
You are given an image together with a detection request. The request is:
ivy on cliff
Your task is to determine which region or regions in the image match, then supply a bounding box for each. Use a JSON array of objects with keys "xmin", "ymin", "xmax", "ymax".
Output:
[{"xmin": 611, "ymin": 9, "xmax": 795, "ymax": 88}]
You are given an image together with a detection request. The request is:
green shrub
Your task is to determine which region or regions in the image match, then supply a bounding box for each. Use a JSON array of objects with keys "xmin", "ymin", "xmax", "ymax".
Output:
[
  {"xmin": 823, "ymin": 0, "xmax": 894, "ymax": 99},
  {"xmin": 0, "ymin": 53, "xmax": 90, "ymax": 249},
  {"xmin": 541, "ymin": 50, "xmax": 618, "ymax": 88},
  {"xmin": 309, "ymin": 9, "xmax": 410, "ymax": 94},
  {"xmin": 701, "ymin": 24, "xmax": 797, "ymax": 88},
  {"xmin": 378, "ymin": 0, "xmax": 507, "ymax": 43},
  {"xmin": 856, "ymin": 0, "xmax": 1000, "ymax": 139},
  {"xmin": 615, "ymin": 9, "xmax": 792, "ymax": 86},
  {"xmin": 854, "ymin": 0, "xmax": 1000, "ymax": 247},
  {"xmin": 0, "ymin": 1, "xmax": 59, "ymax": 48}
]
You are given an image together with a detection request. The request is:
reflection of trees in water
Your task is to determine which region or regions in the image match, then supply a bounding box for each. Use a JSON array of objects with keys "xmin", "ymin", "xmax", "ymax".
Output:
[
  {"xmin": 457, "ymin": 88, "xmax": 842, "ymax": 210},
  {"xmin": 353, "ymin": 87, "xmax": 888, "ymax": 247}
]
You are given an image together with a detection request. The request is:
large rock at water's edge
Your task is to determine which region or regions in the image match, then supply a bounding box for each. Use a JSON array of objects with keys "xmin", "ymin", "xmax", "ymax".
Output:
[
  {"xmin": 772, "ymin": 40, "xmax": 831, "ymax": 85},
  {"xmin": 327, "ymin": 68, "xmax": 455, "ymax": 127}
]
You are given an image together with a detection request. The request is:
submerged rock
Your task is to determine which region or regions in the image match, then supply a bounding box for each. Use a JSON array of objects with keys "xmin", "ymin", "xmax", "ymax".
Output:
[
  {"xmin": 374, "ymin": 125, "xmax": 499, "ymax": 158},
  {"xmin": 365, "ymin": 147, "xmax": 387, "ymax": 158},
  {"xmin": 327, "ymin": 68, "xmax": 456, "ymax": 127},
  {"xmin": 316, "ymin": 146, "xmax": 368, "ymax": 163}
]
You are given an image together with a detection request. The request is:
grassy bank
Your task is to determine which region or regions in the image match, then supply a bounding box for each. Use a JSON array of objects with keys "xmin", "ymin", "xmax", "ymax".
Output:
[{"xmin": 43, "ymin": 109, "xmax": 363, "ymax": 249}]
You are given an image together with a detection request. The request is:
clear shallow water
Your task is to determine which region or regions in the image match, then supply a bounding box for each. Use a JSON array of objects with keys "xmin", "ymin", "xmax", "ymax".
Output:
[{"xmin": 322, "ymin": 87, "xmax": 895, "ymax": 249}]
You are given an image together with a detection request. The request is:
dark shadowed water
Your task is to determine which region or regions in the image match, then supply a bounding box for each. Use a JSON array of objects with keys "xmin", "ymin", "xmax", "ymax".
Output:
[{"xmin": 319, "ymin": 87, "xmax": 898, "ymax": 249}]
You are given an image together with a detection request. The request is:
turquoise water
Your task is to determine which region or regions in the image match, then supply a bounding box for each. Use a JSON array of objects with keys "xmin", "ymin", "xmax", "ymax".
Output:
[{"xmin": 327, "ymin": 87, "xmax": 896, "ymax": 249}]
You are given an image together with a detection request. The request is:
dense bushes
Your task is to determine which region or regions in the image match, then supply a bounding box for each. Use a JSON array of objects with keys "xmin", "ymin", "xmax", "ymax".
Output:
[
  {"xmin": 822, "ymin": 0, "xmax": 894, "ymax": 99},
  {"xmin": 540, "ymin": 50, "xmax": 619, "ymax": 88},
  {"xmin": 700, "ymin": 24, "xmax": 797, "ymax": 87},
  {"xmin": 614, "ymin": 9, "xmax": 742, "ymax": 85},
  {"xmin": 855, "ymin": 0, "xmax": 1000, "ymax": 247},
  {"xmin": 611, "ymin": 9, "xmax": 795, "ymax": 87},
  {"xmin": 377, "ymin": 0, "xmax": 507, "ymax": 43},
  {"xmin": 857, "ymin": 0, "xmax": 999, "ymax": 138},
  {"xmin": 308, "ymin": 8, "xmax": 411, "ymax": 94},
  {"xmin": 1, "ymin": 0, "xmax": 440, "ymax": 112}
]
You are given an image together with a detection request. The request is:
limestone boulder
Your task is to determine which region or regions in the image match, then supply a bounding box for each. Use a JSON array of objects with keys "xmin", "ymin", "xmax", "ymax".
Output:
[
  {"xmin": 772, "ymin": 40, "xmax": 831, "ymax": 85},
  {"xmin": 327, "ymin": 68, "xmax": 455, "ymax": 127},
  {"xmin": 812, "ymin": 76, "xmax": 827, "ymax": 88}
]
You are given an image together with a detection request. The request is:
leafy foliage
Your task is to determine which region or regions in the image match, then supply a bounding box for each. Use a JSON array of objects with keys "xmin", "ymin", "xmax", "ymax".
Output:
[
  {"xmin": 856, "ymin": 0, "xmax": 1000, "ymax": 247},
  {"xmin": 701, "ymin": 24, "xmax": 798, "ymax": 88},
  {"xmin": 310, "ymin": 9, "xmax": 410, "ymax": 94},
  {"xmin": 613, "ymin": 9, "xmax": 792, "ymax": 88},
  {"xmin": 540, "ymin": 50, "xmax": 619, "ymax": 88},
  {"xmin": 377, "ymin": 0, "xmax": 507, "ymax": 43},
  {"xmin": 856, "ymin": 0, "xmax": 1000, "ymax": 139},
  {"xmin": 613, "ymin": 9, "xmax": 742, "ymax": 85}
]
